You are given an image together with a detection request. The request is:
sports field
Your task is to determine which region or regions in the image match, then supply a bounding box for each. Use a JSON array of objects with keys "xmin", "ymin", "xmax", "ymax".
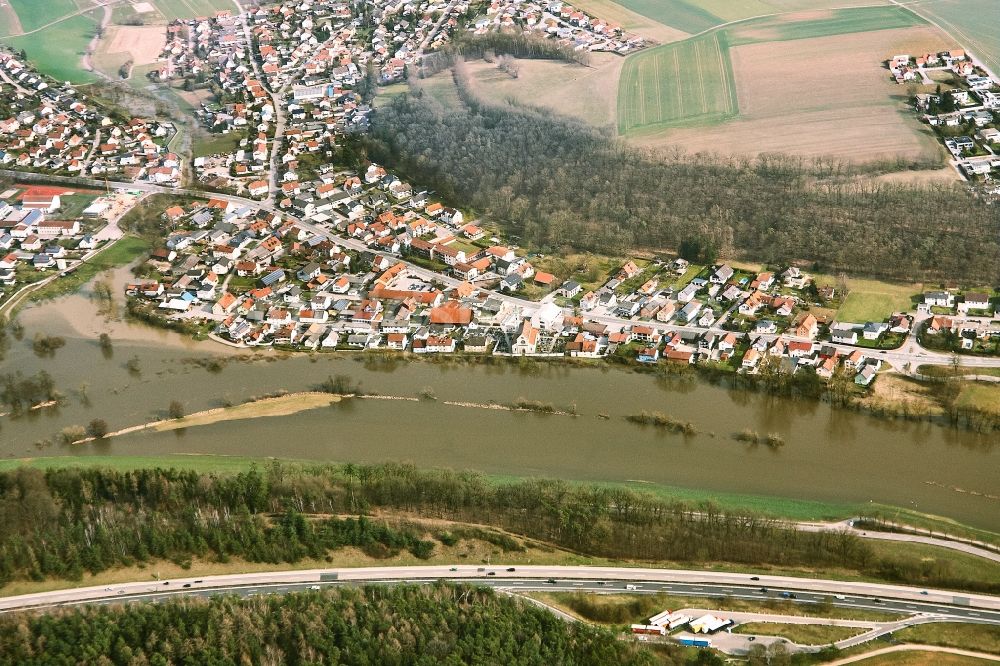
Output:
[
  {"xmin": 913, "ymin": 0, "xmax": 1000, "ymax": 76},
  {"xmin": 3, "ymin": 12, "xmax": 99, "ymax": 83},
  {"xmin": 617, "ymin": 31, "xmax": 738, "ymax": 132}
]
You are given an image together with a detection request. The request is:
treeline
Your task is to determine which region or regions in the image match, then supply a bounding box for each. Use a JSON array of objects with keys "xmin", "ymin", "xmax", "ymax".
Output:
[
  {"xmin": 417, "ymin": 32, "xmax": 586, "ymax": 79},
  {"xmin": 0, "ymin": 464, "xmax": 995, "ymax": 595},
  {"xmin": 0, "ymin": 467, "xmax": 439, "ymax": 584},
  {"xmin": 368, "ymin": 94, "xmax": 1000, "ymax": 283},
  {"xmin": 452, "ymin": 31, "xmax": 588, "ymax": 64},
  {"xmin": 0, "ymin": 584, "xmax": 666, "ymax": 666}
]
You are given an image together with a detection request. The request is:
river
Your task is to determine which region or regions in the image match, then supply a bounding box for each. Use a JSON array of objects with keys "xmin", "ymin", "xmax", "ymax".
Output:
[{"xmin": 3, "ymin": 266, "xmax": 999, "ymax": 531}]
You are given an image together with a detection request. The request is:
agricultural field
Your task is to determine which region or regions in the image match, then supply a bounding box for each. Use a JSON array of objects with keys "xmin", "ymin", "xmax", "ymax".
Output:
[
  {"xmin": 0, "ymin": 1, "xmax": 22, "ymax": 37},
  {"xmin": 567, "ymin": 0, "xmax": 689, "ymax": 43},
  {"xmin": 92, "ymin": 24, "xmax": 166, "ymax": 78},
  {"xmin": 726, "ymin": 5, "xmax": 927, "ymax": 45},
  {"xmin": 610, "ymin": 0, "xmax": 724, "ymax": 34},
  {"xmin": 913, "ymin": 0, "xmax": 1000, "ymax": 76},
  {"xmin": 3, "ymin": 12, "xmax": 100, "ymax": 83},
  {"xmin": 619, "ymin": 8, "xmax": 951, "ymax": 162},
  {"xmin": 7, "ymin": 0, "xmax": 76, "ymax": 33},
  {"xmin": 604, "ymin": 0, "xmax": 893, "ymax": 35},
  {"xmin": 617, "ymin": 31, "xmax": 737, "ymax": 132}
]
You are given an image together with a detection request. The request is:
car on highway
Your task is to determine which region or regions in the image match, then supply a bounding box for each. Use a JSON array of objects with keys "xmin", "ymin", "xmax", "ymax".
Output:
[
  {"xmin": 449, "ymin": 567, "xmax": 458, "ymax": 571},
  {"xmin": 194, "ymin": 580, "xmax": 203, "ymax": 584},
  {"xmin": 310, "ymin": 585, "xmax": 321, "ymax": 590},
  {"xmin": 163, "ymin": 582, "xmax": 170, "ymax": 586},
  {"xmin": 506, "ymin": 567, "xmax": 516, "ymax": 572},
  {"xmin": 835, "ymin": 595, "xmax": 846, "ymax": 600},
  {"xmin": 873, "ymin": 598, "xmax": 883, "ymax": 603},
  {"xmin": 920, "ymin": 590, "xmax": 929, "ymax": 595},
  {"xmin": 546, "ymin": 579, "xmax": 557, "ymax": 584},
  {"xmin": 759, "ymin": 587, "xmax": 768, "ymax": 593},
  {"xmin": 487, "ymin": 571, "xmax": 496, "ymax": 576},
  {"xmin": 750, "ymin": 576, "xmax": 759, "ymax": 581},
  {"xmin": 182, "ymin": 583, "xmax": 191, "ymax": 588}
]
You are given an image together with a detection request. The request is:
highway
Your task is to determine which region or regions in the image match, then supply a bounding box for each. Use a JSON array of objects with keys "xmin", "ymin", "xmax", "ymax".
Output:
[{"xmin": 3, "ymin": 565, "xmax": 1000, "ymax": 621}]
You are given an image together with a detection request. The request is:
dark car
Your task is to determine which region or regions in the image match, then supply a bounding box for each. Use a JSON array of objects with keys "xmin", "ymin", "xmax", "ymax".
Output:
[
  {"xmin": 194, "ymin": 580, "xmax": 203, "ymax": 583},
  {"xmin": 182, "ymin": 583, "xmax": 191, "ymax": 588},
  {"xmin": 163, "ymin": 582, "xmax": 170, "ymax": 586},
  {"xmin": 750, "ymin": 576, "xmax": 760, "ymax": 581},
  {"xmin": 546, "ymin": 578, "xmax": 557, "ymax": 584},
  {"xmin": 873, "ymin": 598, "xmax": 883, "ymax": 604},
  {"xmin": 506, "ymin": 567, "xmax": 516, "ymax": 572},
  {"xmin": 759, "ymin": 587, "xmax": 768, "ymax": 593},
  {"xmin": 487, "ymin": 571, "xmax": 496, "ymax": 576}
]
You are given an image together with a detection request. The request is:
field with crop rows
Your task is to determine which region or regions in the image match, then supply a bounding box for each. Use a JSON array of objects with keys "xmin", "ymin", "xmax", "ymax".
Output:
[{"xmin": 617, "ymin": 31, "xmax": 738, "ymax": 132}]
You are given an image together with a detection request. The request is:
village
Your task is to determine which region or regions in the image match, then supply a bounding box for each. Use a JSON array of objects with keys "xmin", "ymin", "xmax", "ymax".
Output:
[
  {"xmin": 122, "ymin": 153, "xmax": 1000, "ymax": 389},
  {"xmin": 0, "ymin": 52, "xmax": 182, "ymax": 185},
  {"xmin": 0, "ymin": 1, "xmax": 997, "ymax": 392},
  {"xmin": 891, "ymin": 48, "xmax": 1000, "ymax": 182}
]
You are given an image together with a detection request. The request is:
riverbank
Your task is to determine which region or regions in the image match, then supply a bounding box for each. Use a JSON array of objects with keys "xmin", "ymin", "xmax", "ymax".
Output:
[{"xmin": 1, "ymin": 453, "xmax": 996, "ymax": 547}]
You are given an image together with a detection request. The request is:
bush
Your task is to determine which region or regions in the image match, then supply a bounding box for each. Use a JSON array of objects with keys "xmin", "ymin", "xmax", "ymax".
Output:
[
  {"xmin": 87, "ymin": 419, "xmax": 109, "ymax": 439},
  {"xmin": 168, "ymin": 400, "xmax": 185, "ymax": 420}
]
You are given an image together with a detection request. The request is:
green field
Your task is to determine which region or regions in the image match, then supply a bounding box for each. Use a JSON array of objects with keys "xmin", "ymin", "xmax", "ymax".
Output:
[
  {"xmin": 612, "ymin": 0, "xmax": 724, "ymax": 34},
  {"xmin": 617, "ymin": 31, "xmax": 738, "ymax": 132},
  {"xmin": 3, "ymin": 12, "xmax": 99, "ymax": 83},
  {"xmin": 193, "ymin": 131, "xmax": 244, "ymax": 157},
  {"xmin": 814, "ymin": 275, "xmax": 921, "ymax": 322},
  {"xmin": 893, "ymin": 623, "xmax": 1000, "ymax": 656},
  {"xmin": 914, "ymin": 0, "xmax": 1000, "ymax": 76},
  {"xmin": 726, "ymin": 5, "xmax": 927, "ymax": 45},
  {"xmin": 8, "ymin": 0, "xmax": 76, "ymax": 33},
  {"xmin": 733, "ymin": 622, "xmax": 865, "ymax": 644}
]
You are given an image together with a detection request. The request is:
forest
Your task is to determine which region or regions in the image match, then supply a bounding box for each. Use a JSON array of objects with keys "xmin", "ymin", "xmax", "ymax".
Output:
[
  {"xmin": 367, "ymin": 86, "xmax": 1000, "ymax": 283},
  {"xmin": 0, "ymin": 584, "xmax": 677, "ymax": 666},
  {"xmin": 0, "ymin": 463, "xmax": 993, "ymax": 595}
]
